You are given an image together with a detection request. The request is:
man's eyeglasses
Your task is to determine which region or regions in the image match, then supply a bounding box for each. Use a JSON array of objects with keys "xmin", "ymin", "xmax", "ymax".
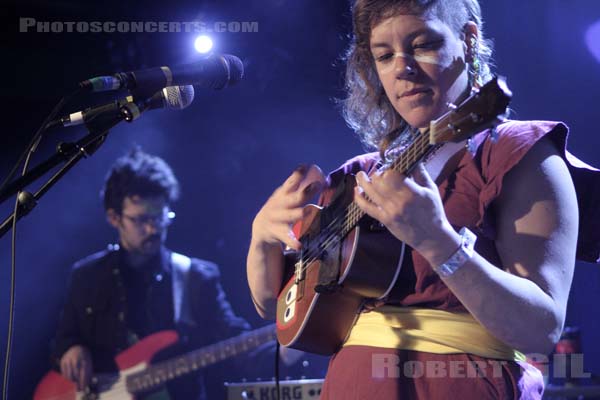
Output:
[{"xmin": 121, "ymin": 210, "xmax": 176, "ymax": 228}]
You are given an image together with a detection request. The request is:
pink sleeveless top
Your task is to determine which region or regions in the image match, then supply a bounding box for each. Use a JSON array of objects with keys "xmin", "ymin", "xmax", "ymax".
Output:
[
  {"xmin": 319, "ymin": 120, "xmax": 599, "ymax": 400},
  {"xmin": 320, "ymin": 120, "xmax": 599, "ymax": 313}
]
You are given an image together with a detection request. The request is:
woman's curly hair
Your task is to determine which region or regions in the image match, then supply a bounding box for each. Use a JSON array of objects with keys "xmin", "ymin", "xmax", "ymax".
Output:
[{"xmin": 341, "ymin": 0, "xmax": 494, "ymax": 156}]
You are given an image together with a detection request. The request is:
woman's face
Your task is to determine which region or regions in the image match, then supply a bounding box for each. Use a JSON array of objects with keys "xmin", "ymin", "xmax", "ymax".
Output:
[{"xmin": 370, "ymin": 12, "xmax": 470, "ymax": 130}]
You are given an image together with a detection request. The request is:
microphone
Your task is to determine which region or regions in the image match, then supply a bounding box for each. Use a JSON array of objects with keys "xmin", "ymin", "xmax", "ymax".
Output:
[
  {"xmin": 51, "ymin": 85, "xmax": 194, "ymax": 128},
  {"xmin": 80, "ymin": 54, "xmax": 243, "ymax": 93}
]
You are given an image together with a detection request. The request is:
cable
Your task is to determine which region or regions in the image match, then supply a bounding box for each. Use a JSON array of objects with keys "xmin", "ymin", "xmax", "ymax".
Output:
[
  {"xmin": 275, "ymin": 341, "xmax": 281, "ymax": 400},
  {"xmin": 2, "ymin": 191, "xmax": 20, "ymax": 400},
  {"xmin": 1, "ymin": 87, "xmax": 83, "ymax": 399}
]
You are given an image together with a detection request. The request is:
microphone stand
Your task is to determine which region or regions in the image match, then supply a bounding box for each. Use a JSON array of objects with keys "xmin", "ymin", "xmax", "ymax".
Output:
[{"xmin": 0, "ymin": 100, "xmax": 142, "ymax": 239}]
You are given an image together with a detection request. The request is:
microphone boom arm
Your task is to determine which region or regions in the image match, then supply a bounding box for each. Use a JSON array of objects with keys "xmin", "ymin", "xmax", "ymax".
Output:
[{"xmin": 0, "ymin": 99, "xmax": 142, "ymax": 238}]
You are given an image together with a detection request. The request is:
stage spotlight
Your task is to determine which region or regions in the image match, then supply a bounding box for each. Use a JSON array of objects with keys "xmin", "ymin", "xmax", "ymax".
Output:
[
  {"xmin": 585, "ymin": 19, "xmax": 600, "ymax": 64},
  {"xmin": 194, "ymin": 35, "xmax": 213, "ymax": 54}
]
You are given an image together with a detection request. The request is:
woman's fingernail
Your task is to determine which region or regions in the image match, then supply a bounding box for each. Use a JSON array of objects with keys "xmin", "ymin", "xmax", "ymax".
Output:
[{"xmin": 294, "ymin": 164, "xmax": 308, "ymax": 175}]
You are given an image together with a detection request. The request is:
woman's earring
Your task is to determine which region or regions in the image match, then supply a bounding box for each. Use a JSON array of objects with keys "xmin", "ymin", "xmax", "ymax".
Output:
[{"xmin": 469, "ymin": 37, "xmax": 482, "ymax": 90}]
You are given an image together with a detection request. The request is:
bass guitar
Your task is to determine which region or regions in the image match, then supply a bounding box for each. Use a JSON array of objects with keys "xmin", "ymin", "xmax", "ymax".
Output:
[{"xmin": 34, "ymin": 324, "xmax": 276, "ymax": 400}]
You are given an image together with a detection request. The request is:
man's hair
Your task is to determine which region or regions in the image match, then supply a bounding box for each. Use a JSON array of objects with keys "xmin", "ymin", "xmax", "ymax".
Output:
[
  {"xmin": 342, "ymin": 0, "xmax": 494, "ymax": 156},
  {"xmin": 101, "ymin": 147, "xmax": 180, "ymax": 213}
]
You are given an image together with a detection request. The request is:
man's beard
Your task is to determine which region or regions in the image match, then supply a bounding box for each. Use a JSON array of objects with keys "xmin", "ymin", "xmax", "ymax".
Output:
[{"xmin": 139, "ymin": 234, "xmax": 162, "ymax": 254}]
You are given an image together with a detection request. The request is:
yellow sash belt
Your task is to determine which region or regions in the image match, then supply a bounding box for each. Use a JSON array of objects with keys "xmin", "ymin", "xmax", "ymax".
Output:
[{"xmin": 343, "ymin": 306, "xmax": 525, "ymax": 362}]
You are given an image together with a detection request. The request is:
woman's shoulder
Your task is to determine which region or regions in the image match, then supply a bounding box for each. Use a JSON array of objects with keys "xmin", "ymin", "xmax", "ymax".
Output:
[
  {"xmin": 317, "ymin": 152, "xmax": 380, "ymax": 205},
  {"xmin": 495, "ymin": 120, "xmax": 568, "ymax": 136},
  {"xmin": 478, "ymin": 119, "xmax": 566, "ymax": 152},
  {"xmin": 326, "ymin": 152, "xmax": 380, "ymax": 186},
  {"xmin": 336, "ymin": 152, "xmax": 381, "ymax": 174},
  {"xmin": 474, "ymin": 120, "xmax": 568, "ymax": 178}
]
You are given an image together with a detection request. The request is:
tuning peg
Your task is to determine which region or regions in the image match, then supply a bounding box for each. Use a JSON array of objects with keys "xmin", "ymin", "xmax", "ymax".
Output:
[{"xmin": 446, "ymin": 102, "xmax": 458, "ymax": 111}]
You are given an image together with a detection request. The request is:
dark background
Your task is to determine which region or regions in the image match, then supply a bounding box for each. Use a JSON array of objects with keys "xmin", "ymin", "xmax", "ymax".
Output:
[{"xmin": 3, "ymin": 0, "xmax": 600, "ymax": 398}]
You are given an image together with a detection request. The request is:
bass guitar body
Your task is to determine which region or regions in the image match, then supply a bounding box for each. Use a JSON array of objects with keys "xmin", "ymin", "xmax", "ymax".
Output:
[
  {"xmin": 34, "ymin": 330, "xmax": 178, "ymax": 399},
  {"xmin": 35, "ymin": 323, "xmax": 277, "ymax": 400}
]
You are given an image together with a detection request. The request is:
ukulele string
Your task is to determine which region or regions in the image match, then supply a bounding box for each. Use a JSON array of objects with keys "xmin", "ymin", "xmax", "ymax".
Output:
[
  {"xmin": 296, "ymin": 133, "xmax": 431, "ymax": 268},
  {"xmin": 294, "ymin": 134, "xmax": 433, "ymax": 275}
]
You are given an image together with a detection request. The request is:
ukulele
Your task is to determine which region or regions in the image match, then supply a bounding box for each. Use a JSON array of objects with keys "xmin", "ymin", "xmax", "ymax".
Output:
[{"xmin": 276, "ymin": 77, "xmax": 512, "ymax": 355}]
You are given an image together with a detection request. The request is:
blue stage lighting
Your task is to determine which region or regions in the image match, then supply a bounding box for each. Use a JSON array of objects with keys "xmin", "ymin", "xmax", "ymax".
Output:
[
  {"xmin": 194, "ymin": 35, "xmax": 213, "ymax": 54},
  {"xmin": 585, "ymin": 19, "xmax": 600, "ymax": 64}
]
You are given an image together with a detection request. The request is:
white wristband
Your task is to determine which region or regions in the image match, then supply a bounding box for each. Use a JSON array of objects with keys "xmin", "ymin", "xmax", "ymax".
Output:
[{"xmin": 434, "ymin": 227, "xmax": 477, "ymax": 277}]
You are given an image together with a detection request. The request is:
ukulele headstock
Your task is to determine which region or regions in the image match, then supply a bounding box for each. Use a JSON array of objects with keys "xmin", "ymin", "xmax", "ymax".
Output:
[{"xmin": 429, "ymin": 76, "xmax": 512, "ymax": 144}]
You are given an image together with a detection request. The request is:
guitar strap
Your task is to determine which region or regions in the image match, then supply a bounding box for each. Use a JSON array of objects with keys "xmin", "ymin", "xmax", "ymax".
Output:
[
  {"xmin": 170, "ymin": 251, "xmax": 192, "ymax": 323},
  {"xmin": 432, "ymin": 144, "xmax": 468, "ymax": 186}
]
